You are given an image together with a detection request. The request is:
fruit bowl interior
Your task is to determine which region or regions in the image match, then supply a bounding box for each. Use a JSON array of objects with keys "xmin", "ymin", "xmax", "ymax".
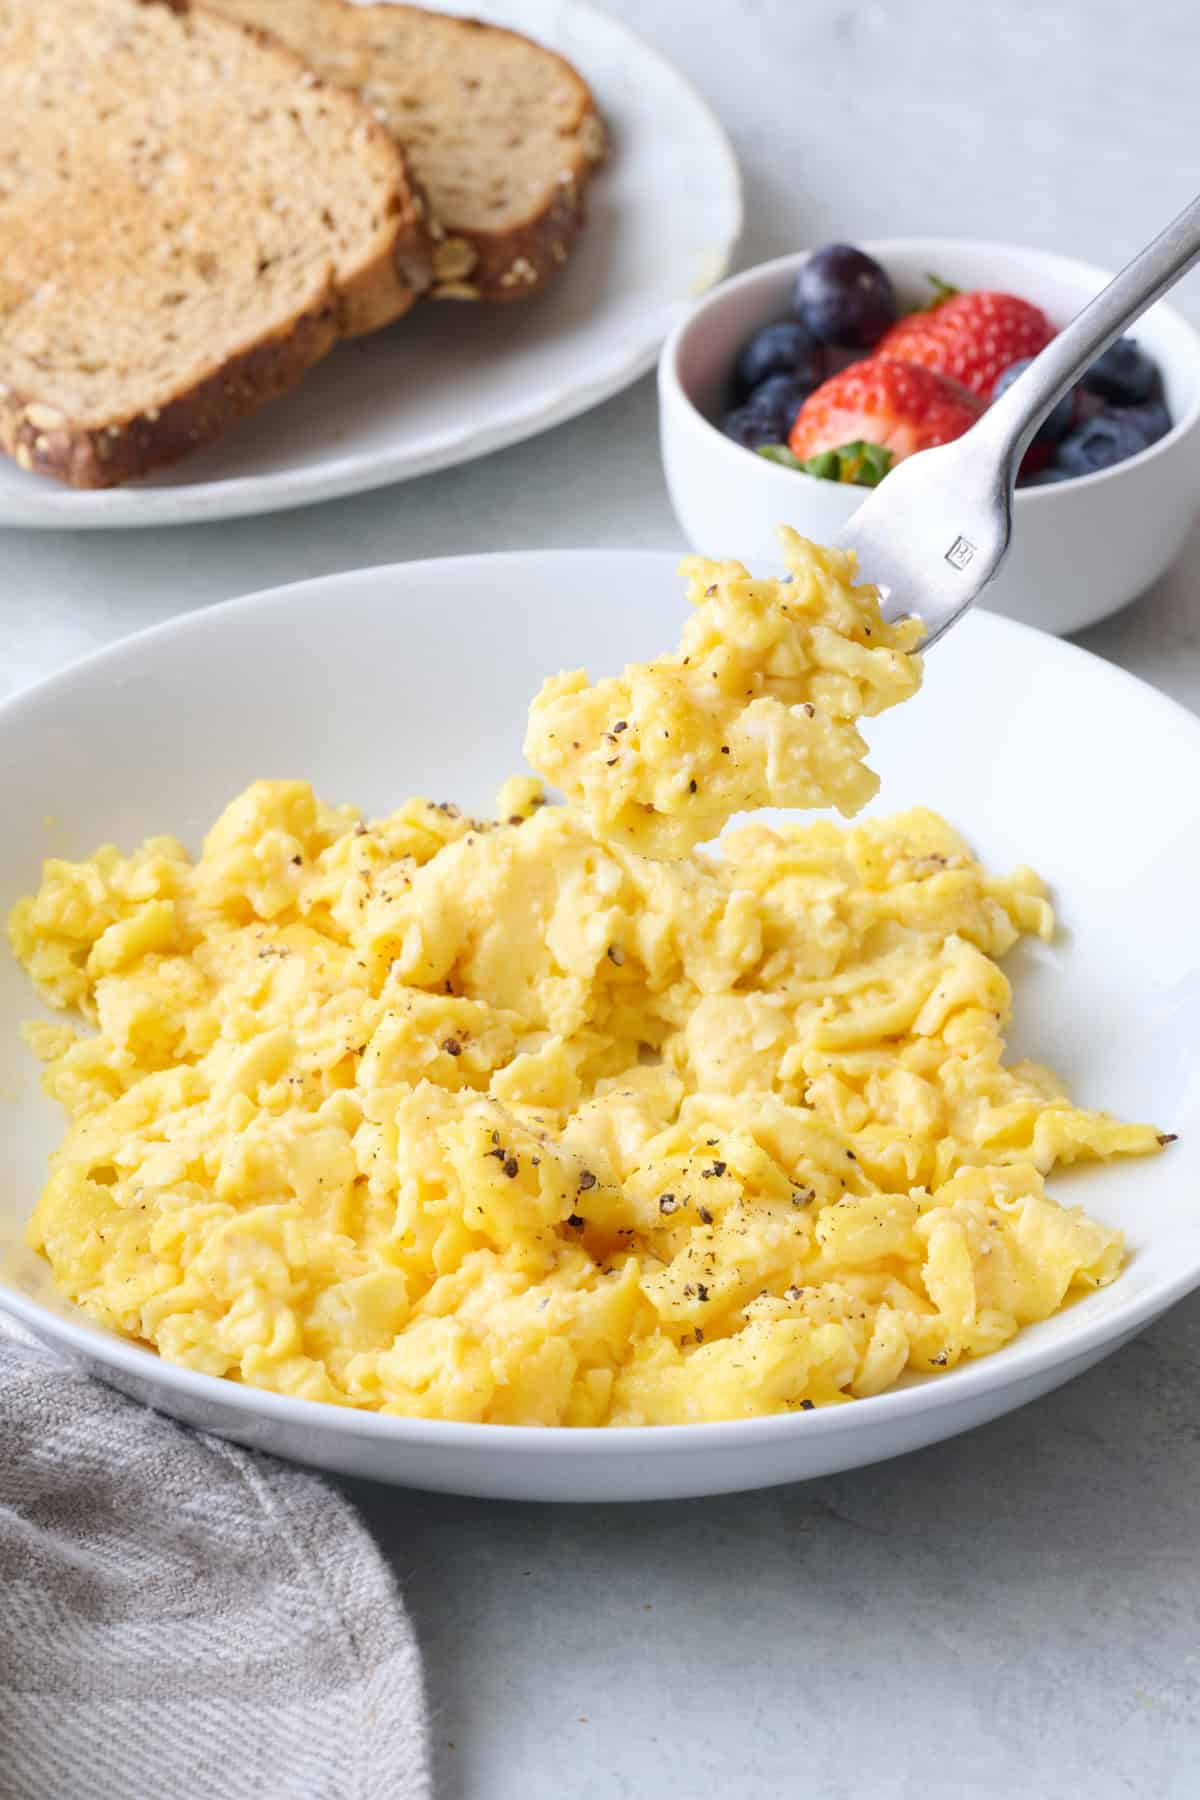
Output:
[{"xmin": 659, "ymin": 238, "xmax": 1200, "ymax": 636}]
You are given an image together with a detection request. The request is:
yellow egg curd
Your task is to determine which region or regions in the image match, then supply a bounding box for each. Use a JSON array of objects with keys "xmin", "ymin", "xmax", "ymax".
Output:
[
  {"xmin": 9, "ymin": 536, "xmax": 1164, "ymax": 1424},
  {"xmin": 525, "ymin": 530, "xmax": 922, "ymax": 856}
]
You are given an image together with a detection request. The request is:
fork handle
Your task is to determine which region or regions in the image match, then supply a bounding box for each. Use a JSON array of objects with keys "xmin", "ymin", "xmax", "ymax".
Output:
[{"xmin": 974, "ymin": 192, "xmax": 1200, "ymax": 476}]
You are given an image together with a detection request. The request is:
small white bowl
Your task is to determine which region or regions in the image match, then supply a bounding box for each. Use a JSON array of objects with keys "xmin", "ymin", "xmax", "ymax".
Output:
[{"xmin": 659, "ymin": 239, "xmax": 1200, "ymax": 636}]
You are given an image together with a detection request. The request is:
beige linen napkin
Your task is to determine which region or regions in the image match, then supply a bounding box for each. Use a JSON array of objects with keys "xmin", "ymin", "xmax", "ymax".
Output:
[{"xmin": 0, "ymin": 1321, "xmax": 430, "ymax": 1800}]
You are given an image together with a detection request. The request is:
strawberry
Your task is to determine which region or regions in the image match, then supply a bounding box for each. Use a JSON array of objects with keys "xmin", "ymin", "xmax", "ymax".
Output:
[
  {"xmin": 788, "ymin": 357, "xmax": 982, "ymax": 464},
  {"xmin": 876, "ymin": 290, "xmax": 1055, "ymax": 400}
]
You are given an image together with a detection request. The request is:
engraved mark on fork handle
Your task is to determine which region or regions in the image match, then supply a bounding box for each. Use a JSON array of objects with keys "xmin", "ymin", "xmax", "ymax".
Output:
[{"xmin": 945, "ymin": 536, "xmax": 976, "ymax": 571}]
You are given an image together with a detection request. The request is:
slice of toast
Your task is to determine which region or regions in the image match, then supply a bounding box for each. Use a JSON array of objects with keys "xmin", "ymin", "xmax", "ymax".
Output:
[
  {"xmin": 0, "ymin": 0, "xmax": 432, "ymax": 488},
  {"xmin": 203, "ymin": 0, "xmax": 607, "ymax": 302}
]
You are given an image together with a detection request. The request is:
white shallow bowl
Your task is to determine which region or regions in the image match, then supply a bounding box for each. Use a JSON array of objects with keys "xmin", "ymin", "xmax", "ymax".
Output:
[
  {"xmin": 660, "ymin": 240, "xmax": 1200, "ymax": 636},
  {"xmin": 0, "ymin": 0, "xmax": 741, "ymax": 531},
  {"xmin": 2, "ymin": 551, "xmax": 1199, "ymax": 1502}
]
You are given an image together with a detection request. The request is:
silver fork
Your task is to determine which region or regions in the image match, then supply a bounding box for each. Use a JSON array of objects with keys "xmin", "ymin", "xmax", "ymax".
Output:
[{"xmin": 836, "ymin": 193, "xmax": 1200, "ymax": 646}]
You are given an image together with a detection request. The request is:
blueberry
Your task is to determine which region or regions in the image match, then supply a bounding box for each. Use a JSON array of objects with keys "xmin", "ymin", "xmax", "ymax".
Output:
[
  {"xmin": 1081, "ymin": 337, "xmax": 1159, "ymax": 406},
  {"xmin": 1120, "ymin": 398, "xmax": 1172, "ymax": 446},
  {"xmin": 792, "ymin": 243, "xmax": 897, "ymax": 349},
  {"xmin": 747, "ymin": 372, "xmax": 808, "ymax": 426},
  {"xmin": 721, "ymin": 403, "xmax": 789, "ymax": 451},
  {"xmin": 1054, "ymin": 405, "xmax": 1165, "ymax": 477},
  {"xmin": 992, "ymin": 358, "xmax": 1075, "ymax": 443},
  {"xmin": 722, "ymin": 368, "xmax": 812, "ymax": 449},
  {"xmin": 733, "ymin": 320, "xmax": 823, "ymax": 399}
]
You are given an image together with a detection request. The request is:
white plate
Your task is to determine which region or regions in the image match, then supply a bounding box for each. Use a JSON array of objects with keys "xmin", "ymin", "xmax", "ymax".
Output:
[
  {"xmin": 2, "ymin": 551, "xmax": 1198, "ymax": 1501},
  {"xmin": 0, "ymin": 0, "xmax": 741, "ymax": 531}
]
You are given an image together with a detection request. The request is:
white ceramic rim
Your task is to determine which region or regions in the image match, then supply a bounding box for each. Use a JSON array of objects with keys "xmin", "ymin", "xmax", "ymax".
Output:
[
  {"xmin": 4, "ymin": 549, "xmax": 1200, "ymax": 1460},
  {"xmin": 660, "ymin": 239, "xmax": 1200, "ymax": 502},
  {"xmin": 0, "ymin": 0, "xmax": 743, "ymax": 532}
]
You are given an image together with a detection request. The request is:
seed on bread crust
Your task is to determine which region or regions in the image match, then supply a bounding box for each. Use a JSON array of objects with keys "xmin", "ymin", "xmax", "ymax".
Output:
[
  {"xmin": 24, "ymin": 403, "xmax": 66, "ymax": 431},
  {"xmin": 432, "ymin": 238, "xmax": 479, "ymax": 282},
  {"xmin": 499, "ymin": 256, "xmax": 538, "ymax": 289}
]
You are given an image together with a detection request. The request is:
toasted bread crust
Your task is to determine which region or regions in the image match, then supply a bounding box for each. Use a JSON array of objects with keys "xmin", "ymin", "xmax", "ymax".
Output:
[
  {"xmin": 0, "ymin": 0, "xmax": 433, "ymax": 488},
  {"xmin": 316, "ymin": 171, "xmax": 434, "ymax": 337},
  {"xmin": 387, "ymin": 7, "xmax": 606, "ymax": 305},
  {"xmin": 0, "ymin": 290, "xmax": 341, "ymax": 490},
  {"xmin": 429, "ymin": 142, "xmax": 601, "ymax": 304},
  {"xmin": 174, "ymin": 5, "xmax": 434, "ymax": 334},
  {"xmin": 205, "ymin": 0, "xmax": 607, "ymax": 303}
]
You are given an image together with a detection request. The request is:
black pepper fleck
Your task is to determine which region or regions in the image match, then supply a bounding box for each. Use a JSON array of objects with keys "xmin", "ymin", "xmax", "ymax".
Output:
[
  {"xmin": 658, "ymin": 1193, "xmax": 679, "ymax": 1215},
  {"xmin": 566, "ymin": 1214, "xmax": 585, "ymax": 1229},
  {"xmin": 440, "ymin": 1038, "xmax": 462, "ymax": 1057},
  {"xmin": 578, "ymin": 1170, "xmax": 597, "ymax": 1191},
  {"xmin": 503, "ymin": 1157, "xmax": 519, "ymax": 1179}
]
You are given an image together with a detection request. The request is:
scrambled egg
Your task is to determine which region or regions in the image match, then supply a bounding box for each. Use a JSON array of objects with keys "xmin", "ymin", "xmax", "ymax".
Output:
[
  {"xmin": 9, "ymin": 538, "xmax": 1165, "ymax": 1425},
  {"xmin": 525, "ymin": 531, "xmax": 922, "ymax": 856}
]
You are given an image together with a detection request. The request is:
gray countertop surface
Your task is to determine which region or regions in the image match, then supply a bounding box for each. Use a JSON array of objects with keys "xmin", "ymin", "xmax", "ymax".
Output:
[{"xmin": 4, "ymin": 2, "xmax": 1199, "ymax": 1793}]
